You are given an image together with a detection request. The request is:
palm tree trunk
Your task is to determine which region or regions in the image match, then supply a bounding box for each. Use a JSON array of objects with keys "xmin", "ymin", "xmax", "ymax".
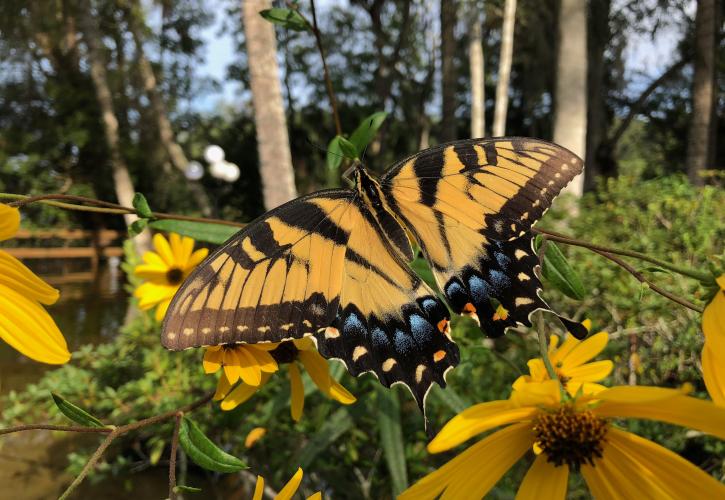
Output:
[
  {"xmin": 243, "ymin": 0, "xmax": 298, "ymax": 210},
  {"xmin": 553, "ymin": 0, "xmax": 587, "ymax": 197},
  {"xmin": 686, "ymin": 0, "xmax": 717, "ymax": 186},
  {"xmin": 125, "ymin": 0, "xmax": 213, "ymax": 215},
  {"xmin": 469, "ymin": 6, "xmax": 485, "ymax": 138},
  {"xmin": 492, "ymin": 0, "xmax": 516, "ymax": 137},
  {"xmin": 77, "ymin": 0, "xmax": 150, "ymax": 251},
  {"xmin": 440, "ymin": 0, "xmax": 458, "ymax": 142}
]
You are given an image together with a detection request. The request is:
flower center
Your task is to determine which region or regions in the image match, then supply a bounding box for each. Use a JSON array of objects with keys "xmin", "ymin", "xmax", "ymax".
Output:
[
  {"xmin": 270, "ymin": 341, "xmax": 299, "ymax": 364},
  {"xmin": 532, "ymin": 406, "xmax": 608, "ymax": 470},
  {"xmin": 166, "ymin": 267, "xmax": 185, "ymax": 285}
]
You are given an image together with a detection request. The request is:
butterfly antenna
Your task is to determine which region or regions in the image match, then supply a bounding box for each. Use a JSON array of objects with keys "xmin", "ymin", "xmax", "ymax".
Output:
[{"xmin": 305, "ymin": 138, "xmax": 345, "ymax": 160}]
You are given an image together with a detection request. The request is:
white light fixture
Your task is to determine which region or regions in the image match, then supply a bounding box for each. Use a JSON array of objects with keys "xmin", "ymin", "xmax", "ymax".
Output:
[
  {"xmin": 204, "ymin": 144, "xmax": 225, "ymax": 164},
  {"xmin": 184, "ymin": 160, "xmax": 204, "ymax": 180}
]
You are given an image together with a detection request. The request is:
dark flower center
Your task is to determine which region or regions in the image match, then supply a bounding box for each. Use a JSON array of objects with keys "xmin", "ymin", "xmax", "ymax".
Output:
[
  {"xmin": 270, "ymin": 341, "xmax": 299, "ymax": 364},
  {"xmin": 532, "ymin": 406, "xmax": 608, "ymax": 470},
  {"xmin": 166, "ymin": 267, "xmax": 184, "ymax": 285}
]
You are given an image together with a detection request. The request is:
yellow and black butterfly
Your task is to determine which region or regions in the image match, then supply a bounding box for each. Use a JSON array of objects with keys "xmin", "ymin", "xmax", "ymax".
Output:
[{"xmin": 162, "ymin": 137, "xmax": 585, "ymax": 411}]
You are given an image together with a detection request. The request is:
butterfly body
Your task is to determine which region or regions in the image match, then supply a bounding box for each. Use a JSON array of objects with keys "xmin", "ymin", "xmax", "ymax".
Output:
[{"xmin": 162, "ymin": 137, "xmax": 584, "ymax": 410}]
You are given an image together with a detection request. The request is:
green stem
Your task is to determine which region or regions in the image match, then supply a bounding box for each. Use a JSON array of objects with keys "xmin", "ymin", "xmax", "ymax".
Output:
[
  {"xmin": 536, "ymin": 316, "xmax": 566, "ymax": 401},
  {"xmin": 533, "ymin": 228, "xmax": 713, "ymax": 283}
]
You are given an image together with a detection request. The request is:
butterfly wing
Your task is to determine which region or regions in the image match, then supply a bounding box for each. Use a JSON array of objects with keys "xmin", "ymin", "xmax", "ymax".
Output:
[
  {"xmin": 380, "ymin": 137, "xmax": 586, "ymax": 338},
  {"xmin": 162, "ymin": 190, "xmax": 354, "ymax": 350},
  {"xmin": 162, "ymin": 190, "xmax": 459, "ymax": 408}
]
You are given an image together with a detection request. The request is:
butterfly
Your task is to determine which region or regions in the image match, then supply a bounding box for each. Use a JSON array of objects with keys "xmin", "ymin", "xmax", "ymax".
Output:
[{"xmin": 161, "ymin": 137, "xmax": 585, "ymax": 412}]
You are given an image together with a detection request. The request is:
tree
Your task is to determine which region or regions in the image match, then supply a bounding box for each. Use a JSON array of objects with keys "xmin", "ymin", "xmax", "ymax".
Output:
[
  {"xmin": 686, "ymin": 0, "xmax": 717, "ymax": 186},
  {"xmin": 492, "ymin": 0, "xmax": 516, "ymax": 136},
  {"xmin": 553, "ymin": 0, "xmax": 587, "ymax": 197},
  {"xmin": 243, "ymin": 0, "xmax": 298, "ymax": 210},
  {"xmin": 469, "ymin": 3, "xmax": 485, "ymax": 138},
  {"xmin": 440, "ymin": 0, "xmax": 458, "ymax": 142},
  {"xmin": 125, "ymin": 0, "xmax": 213, "ymax": 215},
  {"xmin": 77, "ymin": 0, "xmax": 150, "ymax": 250}
]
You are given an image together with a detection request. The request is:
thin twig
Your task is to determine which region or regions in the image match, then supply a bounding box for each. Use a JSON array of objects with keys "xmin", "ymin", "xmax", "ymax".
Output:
[
  {"xmin": 169, "ymin": 412, "xmax": 183, "ymax": 500},
  {"xmin": 0, "ymin": 424, "xmax": 113, "ymax": 436},
  {"xmin": 307, "ymin": 0, "xmax": 342, "ymax": 136},
  {"xmin": 590, "ymin": 249, "xmax": 704, "ymax": 313},
  {"xmin": 58, "ymin": 429, "xmax": 119, "ymax": 500}
]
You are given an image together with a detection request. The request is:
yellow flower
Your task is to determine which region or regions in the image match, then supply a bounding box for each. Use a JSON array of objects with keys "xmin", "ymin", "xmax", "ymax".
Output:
[
  {"xmin": 252, "ymin": 468, "xmax": 321, "ymax": 500},
  {"xmin": 211, "ymin": 337, "xmax": 356, "ymax": 421},
  {"xmin": 133, "ymin": 233, "xmax": 208, "ymax": 320},
  {"xmin": 702, "ymin": 274, "xmax": 725, "ymax": 405},
  {"xmin": 400, "ymin": 381, "xmax": 725, "ymax": 499},
  {"xmin": 0, "ymin": 204, "xmax": 70, "ymax": 364},
  {"xmin": 514, "ymin": 321, "xmax": 613, "ymax": 396},
  {"xmin": 245, "ymin": 427, "xmax": 267, "ymax": 448}
]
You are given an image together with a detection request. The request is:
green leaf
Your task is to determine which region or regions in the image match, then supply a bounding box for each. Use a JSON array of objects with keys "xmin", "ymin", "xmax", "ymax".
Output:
[
  {"xmin": 327, "ymin": 135, "xmax": 344, "ymax": 172},
  {"xmin": 51, "ymin": 392, "xmax": 105, "ymax": 428},
  {"xmin": 349, "ymin": 111, "xmax": 388, "ymax": 156},
  {"xmin": 296, "ymin": 408, "xmax": 353, "ymax": 468},
  {"xmin": 639, "ymin": 266, "xmax": 672, "ymax": 275},
  {"xmin": 338, "ymin": 136, "xmax": 358, "ymax": 160},
  {"xmin": 174, "ymin": 485, "xmax": 202, "ymax": 494},
  {"xmin": 410, "ymin": 256, "xmax": 436, "ymax": 289},
  {"xmin": 430, "ymin": 386, "xmax": 471, "ymax": 413},
  {"xmin": 128, "ymin": 218, "xmax": 148, "ymax": 237},
  {"xmin": 534, "ymin": 236, "xmax": 586, "ymax": 300},
  {"xmin": 377, "ymin": 387, "xmax": 408, "ymax": 496},
  {"xmin": 149, "ymin": 219, "xmax": 240, "ymax": 245},
  {"xmin": 179, "ymin": 417, "xmax": 247, "ymax": 473},
  {"xmin": 132, "ymin": 192, "xmax": 153, "ymax": 218},
  {"xmin": 259, "ymin": 8, "xmax": 308, "ymax": 31}
]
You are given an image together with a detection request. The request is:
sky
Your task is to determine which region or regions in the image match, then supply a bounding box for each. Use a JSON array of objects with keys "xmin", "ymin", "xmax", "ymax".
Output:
[{"xmin": 185, "ymin": 0, "xmax": 693, "ymax": 114}]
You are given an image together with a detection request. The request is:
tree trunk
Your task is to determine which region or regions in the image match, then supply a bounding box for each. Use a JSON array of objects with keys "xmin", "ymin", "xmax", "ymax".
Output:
[
  {"xmin": 440, "ymin": 0, "xmax": 457, "ymax": 142},
  {"xmin": 492, "ymin": 0, "xmax": 516, "ymax": 137},
  {"xmin": 243, "ymin": 0, "xmax": 298, "ymax": 210},
  {"xmin": 77, "ymin": 0, "xmax": 150, "ymax": 252},
  {"xmin": 126, "ymin": 0, "xmax": 213, "ymax": 215},
  {"xmin": 469, "ymin": 6, "xmax": 485, "ymax": 138},
  {"xmin": 553, "ymin": 0, "xmax": 587, "ymax": 197},
  {"xmin": 686, "ymin": 0, "xmax": 717, "ymax": 186}
]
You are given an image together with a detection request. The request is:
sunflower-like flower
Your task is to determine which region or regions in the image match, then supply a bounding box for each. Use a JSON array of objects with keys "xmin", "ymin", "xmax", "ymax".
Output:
[
  {"xmin": 703, "ymin": 274, "xmax": 725, "ymax": 406},
  {"xmin": 208, "ymin": 337, "xmax": 355, "ymax": 421},
  {"xmin": 0, "ymin": 204, "xmax": 70, "ymax": 364},
  {"xmin": 253, "ymin": 468, "xmax": 321, "ymax": 500},
  {"xmin": 514, "ymin": 321, "xmax": 613, "ymax": 396},
  {"xmin": 400, "ymin": 380, "xmax": 725, "ymax": 499},
  {"xmin": 133, "ymin": 233, "xmax": 208, "ymax": 320}
]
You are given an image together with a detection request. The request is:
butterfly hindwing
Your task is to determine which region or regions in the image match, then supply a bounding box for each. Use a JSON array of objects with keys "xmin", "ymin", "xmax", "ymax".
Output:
[
  {"xmin": 162, "ymin": 190, "xmax": 354, "ymax": 350},
  {"xmin": 381, "ymin": 137, "xmax": 585, "ymax": 338}
]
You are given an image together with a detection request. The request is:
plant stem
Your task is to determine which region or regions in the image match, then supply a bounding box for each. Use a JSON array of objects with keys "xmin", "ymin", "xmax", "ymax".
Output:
[
  {"xmin": 0, "ymin": 424, "xmax": 113, "ymax": 436},
  {"xmin": 536, "ymin": 319, "xmax": 558, "ymax": 382},
  {"xmin": 169, "ymin": 412, "xmax": 183, "ymax": 500},
  {"xmin": 533, "ymin": 227, "xmax": 713, "ymax": 282}
]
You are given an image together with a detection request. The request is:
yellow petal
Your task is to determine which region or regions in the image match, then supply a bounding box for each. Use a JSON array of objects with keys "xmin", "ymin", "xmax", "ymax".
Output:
[
  {"xmin": 134, "ymin": 282, "xmax": 176, "ymax": 309},
  {"xmin": 245, "ymin": 427, "xmax": 266, "ymax": 448},
  {"xmin": 248, "ymin": 346, "xmax": 279, "ymax": 373},
  {"xmin": 169, "ymin": 233, "xmax": 192, "ymax": 268},
  {"xmin": 526, "ymin": 358, "xmax": 549, "ymax": 382},
  {"xmin": 213, "ymin": 372, "xmax": 232, "ymax": 401},
  {"xmin": 549, "ymin": 335, "xmax": 579, "ymax": 365},
  {"xmin": 186, "ymin": 248, "xmax": 209, "ymax": 269},
  {"xmin": 221, "ymin": 372, "xmax": 272, "ymax": 410},
  {"xmin": 223, "ymin": 350, "xmax": 241, "ymax": 385},
  {"xmin": 0, "ymin": 284, "xmax": 70, "ymax": 364},
  {"xmin": 0, "ymin": 204, "xmax": 20, "ymax": 240},
  {"xmin": 293, "ymin": 337, "xmax": 316, "ymax": 351},
  {"xmin": 328, "ymin": 380, "xmax": 356, "ymax": 405},
  {"xmin": 152, "ymin": 233, "xmax": 175, "ymax": 267},
  {"xmin": 276, "ymin": 468, "xmax": 304, "ymax": 500},
  {"xmin": 586, "ymin": 428, "xmax": 725, "ymax": 498},
  {"xmin": 141, "ymin": 250, "xmax": 167, "ymax": 268},
  {"xmin": 559, "ymin": 331, "xmax": 609, "ymax": 371},
  {"xmin": 252, "ymin": 475, "xmax": 265, "ymax": 500},
  {"xmin": 154, "ymin": 299, "xmax": 172, "ymax": 321},
  {"xmin": 402, "ymin": 423, "xmax": 532, "ymax": 500},
  {"xmin": 306, "ymin": 493, "xmax": 322, "ymax": 500},
  {"xmin": 299, "ymin": 350, "xmax": 332, "ymax": 392},
  {"xmin": 516, "ymin": 454, "xmax": 568, "ymax": 500},
  {"xmin": 289, "ymin": 363, "xmax": 304, "ymax": 422},
  {"xmin": 428, "ymin": 400, "xmax": 536, "ymax": 453},
  {"xmin": 595, "ymin": 387, "xmax": 725, "ymax": 440},
  {"xmin": 702, "ymin": 343, "xmax": 725, "ymax": 406},
  {"xmin": 236, "ymin": 347, "xmax": 263, "ymax": 387},
  {"xmin": 509, "ymin": 380, "xmax": 561, "ymax": 408},
  {"xmin": 564, "ymin": 360, "xmax": 613, "ymax": 382},
  {"xmin": 203, "ymin": 348, "xmax": 223, "ymax": 374},
  {"xmin": 703, "ymin": 286, "xmax": 725, "ymax": 344},
  {"xmin": 566, "ymin": 381, "xmax": 608, "ymax": 397},
  {"xmin": 133, "ymin": 264, "xmax": 170, "ymax": 282},
  {"xmin": 0, "ymin": 251, "xmax": 59, "ymax": 305}
]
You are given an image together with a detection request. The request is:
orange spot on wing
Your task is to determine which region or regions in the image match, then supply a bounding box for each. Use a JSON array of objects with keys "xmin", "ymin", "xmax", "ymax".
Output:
[
  {"xmin": 493, "ymin": 304, "xmax": 509, "ymax": 321},
  {"xmin": 463, "ymin": 303, "xmax": 477, "ymax": 313},
  {"xmin": 433, "ymin": 350, "xmax": 446, "ymax": 362}
]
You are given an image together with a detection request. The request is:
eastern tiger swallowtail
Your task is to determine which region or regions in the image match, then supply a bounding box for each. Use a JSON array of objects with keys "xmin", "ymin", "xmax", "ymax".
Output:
[{"xmin": 161, "ymin": 137, "xmax": 585, "ymax": 411}]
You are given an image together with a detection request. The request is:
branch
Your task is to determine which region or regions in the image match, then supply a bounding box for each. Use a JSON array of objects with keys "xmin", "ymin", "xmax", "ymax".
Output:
[
  {"xmin": 169, "ymin": 412, "xmax": 183, "ymax": 500},
  {"xmin": 0, "ymin": 424, "xmax": 113, "ymax": 436}
]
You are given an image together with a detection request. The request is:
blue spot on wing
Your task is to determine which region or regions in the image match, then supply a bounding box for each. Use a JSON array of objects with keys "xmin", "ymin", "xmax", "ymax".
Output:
[
  {"xmin": 409, "ymin": 314, "xmax": 434, "ymax": 345},
  {"xmin": 393, "ymin": 329, "xmax": 414, "ymax": 354},
  {"xmin": 469, "ymin": 274, "xmax": 492, "ymax": 302},
  {"xmin": 488, "ymin": 269, "xmax": 510, "ymax": 289},
  {"xmin": 371, "ymin": 327, "xmax": 389, "ymax": 348},
  {"xmin": 495, "ymin": 251, "xmax": 511, "ymax": 267}
]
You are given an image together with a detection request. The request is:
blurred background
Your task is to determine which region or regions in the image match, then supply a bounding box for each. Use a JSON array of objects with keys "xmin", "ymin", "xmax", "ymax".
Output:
[{"xmin": 0, "ymin": 0, "xmax": 723, "ymax": 498}]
